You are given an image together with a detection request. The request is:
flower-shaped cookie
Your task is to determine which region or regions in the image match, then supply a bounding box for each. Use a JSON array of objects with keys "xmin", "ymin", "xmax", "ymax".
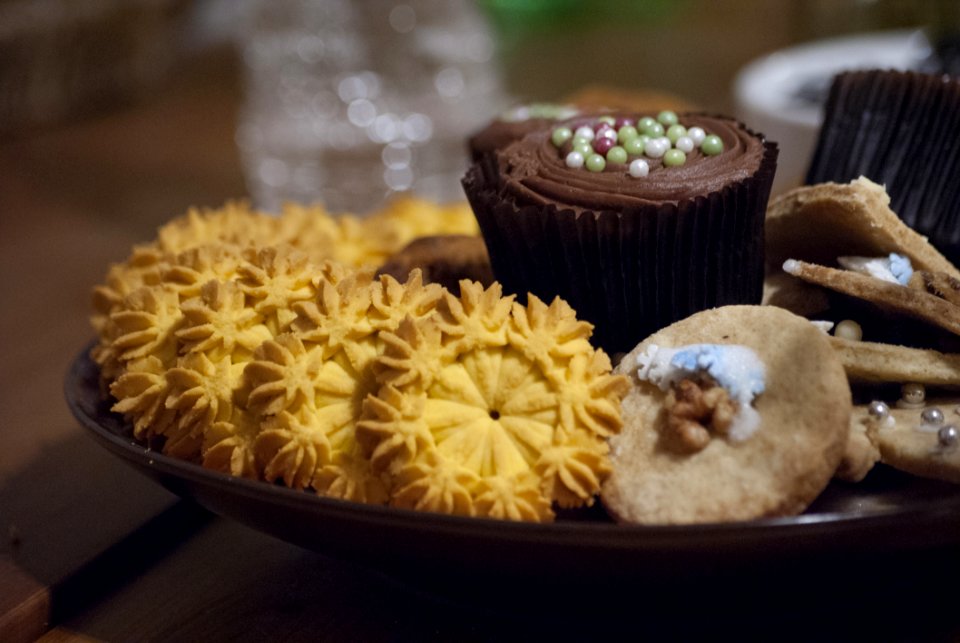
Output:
[
  {"xmin": 90, "ymin": 197, "xmax": 507, "ymax": 508},
  {"xmin": 236, "ymin": 246, "xmax": 318, "ymax": 334},
  {"xmin": 241, "ymin": 270, "xmax": 443, "ymax": 503},
  {"xmin": 162, "ymin": 245, "xmax": 243, "ymax": 300},
  {"xmin": 91, "ymin": 243, "xmax": 169, "ymax": 334},
  {"xmin": 357, "ymin": 285, "xmax": 630, "ymax": 521}
]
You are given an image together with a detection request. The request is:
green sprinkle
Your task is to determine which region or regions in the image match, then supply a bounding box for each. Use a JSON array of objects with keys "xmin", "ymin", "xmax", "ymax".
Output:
[
  {"xmin": 574, "ymin": 141, "xmax": 593, "ymax": 156},
  {"xmin": 617, "ymin": 125, "xmax": 638, "ymax": 144},
  {"xmin": 638, "ymin": 116, "xmax": 657, "ymax": 131},
  {"xmin": 586, "ymin": 153, "xmax": 606, "ymax": 172},
  {"xmin": 657, "ymin": 110, "xmax": 678, "ymax": 126},
  {"xmin": 624, "ymin": 137, "xmax": 645, "ymax": 155},
  {"xmin": 606, "ymin": 146, "xmax": 628, "ymax": 164},
  {"xmin": 663, "ymin": 149, "xmax": 686, "ymax": 166},
  {"xmin": 551, "ymin": 127, "xmax": 573, "ymax": 147},
  {"xmin": 643, "ymin": 122, "xmax": 664, "ymax": 137},
  {"xmin": 598, "ymin": 115, "xmax": 616, "ymax": 126},
  {"xmin": 701, "ymin": 135, "xmax": 724, "ymax": 156},
  {"xmin": 666, "ymin": 124, "xmax": 687, "ymax": 143}
]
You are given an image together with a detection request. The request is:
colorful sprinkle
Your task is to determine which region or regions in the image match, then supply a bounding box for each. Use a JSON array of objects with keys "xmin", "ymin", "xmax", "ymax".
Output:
[
  {"xmin": 663, "ymin": 149, "xmax": 686, "ymax": 166},
  {"xmin": 701, "ymin": 134, "xmax": 724, "ymax": 156},
  {"xmin": 666, "ymin": 124, "xmax": 687, "ymax": 143},
  {"xmin": 597, "ymin": 127, "xmax": 618, "ymax": 142},
  {"xmin": 572, "ymin": 137, "xmax": 593, "ymax": 155},
  {"xmin": 606, "ymin": 145, "xmax": 628, "ymax": 164},
  {"xmin": 555, "ymin": 114, "xmax": 722, "ymax": 175},
  {"xmin": 574, "ymin": 126, "xmax": 595, "ymax": 142},
  {"xmin": 644, "ymin": 138, "xmax": 669, "ymax": 158},
  {"xmin": 593, "ymin": 137, "xmax": 615, "ymax": 155},
  {"xmin": 675, "ymin": 136, "xmax": 695, "ymax": 153},
  {"xmin": 551, "ymin": 127, "xmax": 573, "ymax": 147},
  {"xmin": 657, "ymin": 110, "xmax": 679, "ymax": 126},
  {"xmin": 629, "ymin": 159, "xmax": 649, "ymax": 177},
  {"xmin": 623, "ymin": 137, "xmax": 645, "ymax": 156},
  {"xmin": 586, "ymin": 153, "xmax": 606, "ymax": 172},
  {"xmin": 643, "ymin": 121, "xmax": 665, "ymax": 138},
  {"xmin": 565, "ymin": 151, "xmax": 584, "ymax": 168},
  {"xmin": 617, "ymin": 125, "xmax": 639, "ymax": 144}
]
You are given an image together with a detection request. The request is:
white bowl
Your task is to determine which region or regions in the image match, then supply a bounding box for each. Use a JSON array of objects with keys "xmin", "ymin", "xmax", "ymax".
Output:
[{"xmin": 734, "ymin": 29, "xmax": 932, "ymax": 196}]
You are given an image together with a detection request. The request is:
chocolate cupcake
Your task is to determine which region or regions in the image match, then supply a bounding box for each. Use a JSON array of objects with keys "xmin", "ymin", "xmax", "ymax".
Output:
[
  {"xmin": 467, "ymin": 103, "xmax": 579, "ymax": 163},
  {"xmin": 462, "ymin": 111, "xmax": 778, "ymax": 355},
  {"xmin": 806, "ymin": 70, "xmax": 960, "ymax": 263}
]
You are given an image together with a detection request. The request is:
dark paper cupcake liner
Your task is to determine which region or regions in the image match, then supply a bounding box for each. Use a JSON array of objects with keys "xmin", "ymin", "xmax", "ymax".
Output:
[
  {"xmin": 462, "ymin": 141, "xmax": 778, "ymax": 356},
  {"xmin": 806, "ymin": 70, "xmax": 960, "ymax": 263}
]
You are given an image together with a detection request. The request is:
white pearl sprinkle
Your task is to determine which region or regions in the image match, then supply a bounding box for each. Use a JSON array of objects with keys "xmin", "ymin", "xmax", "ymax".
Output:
[
  {"xmin": 565, "ymin": 151, "xmax": 584, "ymax": 168},
  {"xmin": 675, "ymin": 136, "xmax": 695, "ymax": 153},
  {"xmin": 574, "ymin": 126, "xmax": 595, "ymax": 142},
  {"xmin": 834, "ymin": 319, "xmax": 863, "ymax": 341},
  {"xmin": 688, "ymin": 127, "xmax": 706, "ymax": 146},
  {"xmin": 599, "ymin": 128, "xmax": 617, "ymax": 141},
  {"xmin": 629, "ymin": 159, "xmax": 649, "ymax": 177},
  {"xmin": 656, "ymin": 136, "xmax": 671, "ymax": 148},
  {"xmin": 644, "ymin": 138, "xmax": 668, "ymax": 158}
]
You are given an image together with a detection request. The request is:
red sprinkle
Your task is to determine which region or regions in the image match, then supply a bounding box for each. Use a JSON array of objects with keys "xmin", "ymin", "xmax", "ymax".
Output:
[{"xmin": 593, "ymin": 137, "xmax": 615, "ymax": 155}]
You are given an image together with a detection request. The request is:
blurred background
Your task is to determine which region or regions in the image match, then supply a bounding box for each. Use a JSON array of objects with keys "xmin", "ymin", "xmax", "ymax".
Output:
[{"xmin": 1, "ymin": 0, "xmax": 959, "ymax": 219}]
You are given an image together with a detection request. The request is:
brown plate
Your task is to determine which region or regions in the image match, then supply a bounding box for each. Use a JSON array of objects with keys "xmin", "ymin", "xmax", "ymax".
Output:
[{"xmin": 64, "ymin": 343, "xmax": 960, "ymax": 587}]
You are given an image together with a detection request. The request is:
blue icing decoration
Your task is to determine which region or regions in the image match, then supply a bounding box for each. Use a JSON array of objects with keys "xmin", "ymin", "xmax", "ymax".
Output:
[
  {"xmin": 669, "ymin": 344, "xmax": 765, "ymax": 401},
  {"xmin": 888, "ymin": 253, "xmax": 913, "ymax": 286}
]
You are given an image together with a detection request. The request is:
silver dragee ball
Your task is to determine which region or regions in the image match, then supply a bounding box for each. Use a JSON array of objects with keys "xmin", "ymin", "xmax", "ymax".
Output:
[
  {"xmin": 921, "ymin": 408, "xmax": 945, "ymax": 425},
  {"xmin": 938, "ymin": 425, "xmax": 959, "ymax": 448},
  {"xmin": 868, "ymin": 401, "xmax": 890, "ymax": 419}
]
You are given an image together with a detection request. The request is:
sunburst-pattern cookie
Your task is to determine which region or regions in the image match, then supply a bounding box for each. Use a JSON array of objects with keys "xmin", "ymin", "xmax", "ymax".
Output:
[
  {"xmin": 241, "ymin": 270, "xmax": 442, "ymax": 504},
  {"xmin": 109, "ymin": 355, "xmax": 176, "ymax": 442},
  {"xmin": 99, "ymin": 245, "xmax": 325, "ymax": 463},
  {"xmin": 177, "ymin": 280, "xmax": 272, "ymax": 359},
  {"xmin": 357, "ymin": 285, "xmax": 629, "ymax": 522},
  {"xmin": 202, "ymin": 408, "xmax": 261, "ymax": 478},
  {"xmin": 90, "ymin": 197, "xmax": 499, "ymax": 509},
  {"xmin": 91, "ymin": 244, "xmax": 169, "ymax": 334},
  {"xmin": 236, "ymin": 246, "xmax": 318, "ymax": 335},
  {"xmin": 162, "ymin": 245, "xmax": 244, "ymax": 300},
  {"xmin": 156, "ymin": 201, "xmax": 276, "ymax": 254}
]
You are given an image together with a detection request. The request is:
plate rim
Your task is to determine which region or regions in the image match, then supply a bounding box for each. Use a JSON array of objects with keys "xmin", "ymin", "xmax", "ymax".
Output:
[{"xmin": 65, "ymin": 342, "xmax": 960, "ymax": 553}]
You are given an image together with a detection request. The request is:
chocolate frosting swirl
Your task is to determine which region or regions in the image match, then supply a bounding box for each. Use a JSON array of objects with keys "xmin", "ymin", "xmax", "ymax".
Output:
[{"xmin": 495, "ymin": 114, "xmax": 767, "ymax": 211}]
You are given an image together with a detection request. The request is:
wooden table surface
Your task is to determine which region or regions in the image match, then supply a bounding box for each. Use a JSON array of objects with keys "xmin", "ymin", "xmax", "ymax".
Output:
[{"xmin": 2, "ymin": 47, "xmax": 960, "ymax": 643}]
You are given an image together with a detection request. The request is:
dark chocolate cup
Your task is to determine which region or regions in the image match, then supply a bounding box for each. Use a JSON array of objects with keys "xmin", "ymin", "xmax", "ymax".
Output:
[
  {"xmin": 462, "ymin": 141, "xmax": 778, "ymax": 356},
  {"xmin": 806, "ymin": 70, "xmax": 960, "ymax": 263}
]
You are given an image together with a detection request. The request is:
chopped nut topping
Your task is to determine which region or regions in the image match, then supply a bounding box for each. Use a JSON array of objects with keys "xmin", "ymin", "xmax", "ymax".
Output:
[{"xmin": 664, "ymin": 378, "xmax": 739, "ymax": 452}]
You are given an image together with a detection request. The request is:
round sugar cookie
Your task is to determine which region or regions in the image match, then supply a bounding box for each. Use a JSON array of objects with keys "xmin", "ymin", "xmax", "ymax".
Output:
[
  {"xmin": 853, "ymin": 397, "xmax": 960, "ymax": 485},
  {"xmin": 602, "ymin": 305, "xmax": 851, "ymax": 524}
]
